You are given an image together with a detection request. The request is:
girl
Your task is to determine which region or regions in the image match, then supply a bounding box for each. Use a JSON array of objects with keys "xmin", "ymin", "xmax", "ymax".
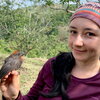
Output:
[{"xmin": 1, "ymin": 2, "xmax": 100, "ymax": 100}]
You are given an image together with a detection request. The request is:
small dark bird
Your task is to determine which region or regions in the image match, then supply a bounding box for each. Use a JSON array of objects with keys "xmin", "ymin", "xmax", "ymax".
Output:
[{"xmin": 0, "ymin": 50, "xmax": 24, "ymax": 79}]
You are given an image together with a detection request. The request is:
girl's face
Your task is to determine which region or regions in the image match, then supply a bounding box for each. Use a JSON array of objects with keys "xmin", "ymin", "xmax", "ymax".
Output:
[{"xmin": 68, "ymin": 17, "xmax": 100, "ymax": 62}]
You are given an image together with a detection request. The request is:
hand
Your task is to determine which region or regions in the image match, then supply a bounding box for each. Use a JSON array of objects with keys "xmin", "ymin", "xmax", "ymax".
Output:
[{"xmin": 0, "ymin": 70, "xmax": 20, "ymax": 100}]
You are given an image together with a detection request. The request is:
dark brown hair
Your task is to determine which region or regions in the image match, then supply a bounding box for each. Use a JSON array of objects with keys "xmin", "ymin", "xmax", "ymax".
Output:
[{"xmin": 41, "ymin": 52, "xmax": 75, "ymax": 100}]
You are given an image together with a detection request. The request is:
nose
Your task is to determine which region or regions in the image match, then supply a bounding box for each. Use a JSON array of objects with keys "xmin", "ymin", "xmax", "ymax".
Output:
[{"xmin": 73, "ymin": 35, "xmax": 84, "ymax": 47}]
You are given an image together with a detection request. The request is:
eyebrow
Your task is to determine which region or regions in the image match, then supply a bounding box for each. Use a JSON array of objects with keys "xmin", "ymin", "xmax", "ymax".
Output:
[
  {"xmin": 69, "ymin": 26, "xmax": 77, "ymax": 29},
  {"xmin": 84, "ymin": 28, "xmax": 95, "ymax": 31},
  {"xmin": 69, "ymin": 26, "xmax": 98, "ymax": 31}
]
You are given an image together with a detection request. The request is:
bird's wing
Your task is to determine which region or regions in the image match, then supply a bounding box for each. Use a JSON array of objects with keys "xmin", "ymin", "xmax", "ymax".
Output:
[
  {"xmin": 0, "ymin": 64, "xmax": 14, "ymax": 79},
  {"xmin": 0, "ymin": 59, "xmax": 22, "ymax": 79}
]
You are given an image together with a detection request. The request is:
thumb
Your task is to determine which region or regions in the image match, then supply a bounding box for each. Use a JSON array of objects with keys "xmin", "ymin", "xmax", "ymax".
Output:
[{"xmin": 11, "ymin": 71, "xmax": 20, "ymax": 89}]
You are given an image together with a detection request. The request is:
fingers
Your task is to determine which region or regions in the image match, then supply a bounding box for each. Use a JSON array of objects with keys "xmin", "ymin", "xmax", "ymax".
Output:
[
  {"xmin": 2, "ymin": 72, "xmax": 11, "ymax": 79},
  {"xmin": 0, "ymin": 70, "xmax": 20, "ymax": 92},
  {"xmin": 0, "ymin": 71, "xmax": 20, "ymax": 85},
  {"xmin": 0, "ymin": 70, "xmax": 20, "ymax": 100},
  {"xmin": 2, "ymin": 70, "xmax": 19, "ymax": 79},
  {"xmin": 0, "ymin": 72, "xmax": 11, "ymax": 86},
  {"xmin": 11, "ymin": 70, "xmax": 19, "ymax": 76}
]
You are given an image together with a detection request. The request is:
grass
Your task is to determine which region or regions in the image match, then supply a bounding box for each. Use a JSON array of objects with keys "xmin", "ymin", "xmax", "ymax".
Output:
[
  {"xmin": 0, "ymin": 53, "xmax": 47, "ymax": 95},
  {"xmin": 20, "ymin": 57, "xmax": 47, "ymax": 94}
]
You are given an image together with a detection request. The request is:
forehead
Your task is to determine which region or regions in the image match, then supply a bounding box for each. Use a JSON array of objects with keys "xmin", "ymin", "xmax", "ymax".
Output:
[{"xmin": 69, "ymin": 17, "xmax": 100, "ymax": 30}]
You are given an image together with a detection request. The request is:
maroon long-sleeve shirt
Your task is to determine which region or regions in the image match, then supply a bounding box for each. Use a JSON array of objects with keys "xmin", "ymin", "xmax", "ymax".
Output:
[{"xmin": 3, "ymin": 57, "xmax": 100, "ymax": 100}]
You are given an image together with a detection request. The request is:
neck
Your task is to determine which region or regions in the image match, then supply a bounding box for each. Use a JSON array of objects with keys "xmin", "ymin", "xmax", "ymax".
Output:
[
  {"xmin": 75, "ymin": 58, "xmax": 100, "ymax": 71},
  {"xmin": 72, "ymin": 58, "xmax": 100, "ymax": 78}
]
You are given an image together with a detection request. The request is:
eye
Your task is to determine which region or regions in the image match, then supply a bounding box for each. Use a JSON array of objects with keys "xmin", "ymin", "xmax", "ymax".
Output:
[
  {"xmin": 69, "ymin": 30, "xmax": 77, "ymax": 34},
  {"xmin": 86, "ymin": 32, "xmax": 95, "ymax": 37}
]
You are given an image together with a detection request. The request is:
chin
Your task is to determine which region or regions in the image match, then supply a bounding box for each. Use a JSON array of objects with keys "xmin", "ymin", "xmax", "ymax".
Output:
[{"xmin": 72, "ymin": 52, "xmax": 88, "ymax": 62}]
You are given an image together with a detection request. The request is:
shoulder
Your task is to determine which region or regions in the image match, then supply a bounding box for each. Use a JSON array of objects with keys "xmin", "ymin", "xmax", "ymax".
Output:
[
  {"xmin": 40, "ymin": 57, "xmax": 56, "ymax": 84},
  {"xmin": 43, "ymin": 52, "xmax": 72, "ymax": 68},
  {"xmin": 41, "ymin": 52, "xmax": 74, "ymax": 73},
  {"xmin": 42, "ymin": 57, "xmax": 56, "ymax": 72}
]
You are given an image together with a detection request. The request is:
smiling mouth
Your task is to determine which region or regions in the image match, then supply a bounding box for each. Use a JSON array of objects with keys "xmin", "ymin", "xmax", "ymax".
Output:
[{"xmin": 73, "ymin": 49, "xmax": 86, "ymax": 53}]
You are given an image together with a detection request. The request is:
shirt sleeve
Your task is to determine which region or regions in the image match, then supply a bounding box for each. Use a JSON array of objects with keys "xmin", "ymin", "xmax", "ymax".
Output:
[{"xmin": 3, "ymin": 57, "xmax": 54, "ymax": 100}]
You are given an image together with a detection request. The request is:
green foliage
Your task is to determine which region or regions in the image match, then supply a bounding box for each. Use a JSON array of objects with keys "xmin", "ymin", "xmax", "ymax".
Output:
[
  {"xmin": 0, "ymin": 2, "xmax": 73, "ymax": 58},
  {"xmin": 0, "ymin": 40, "xmax": 12, "ymax": 53}
]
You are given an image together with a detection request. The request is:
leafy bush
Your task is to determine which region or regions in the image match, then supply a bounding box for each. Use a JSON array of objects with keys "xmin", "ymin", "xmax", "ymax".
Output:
[{"xmin": 0, "ymin": 4, "xmax": 72, "ymax": 58}]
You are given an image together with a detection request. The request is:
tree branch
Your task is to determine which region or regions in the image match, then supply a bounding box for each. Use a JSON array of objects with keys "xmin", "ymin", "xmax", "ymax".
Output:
[{"xmin": 50, "ymin": 6, "xmax": 75, "ymax": 13}]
